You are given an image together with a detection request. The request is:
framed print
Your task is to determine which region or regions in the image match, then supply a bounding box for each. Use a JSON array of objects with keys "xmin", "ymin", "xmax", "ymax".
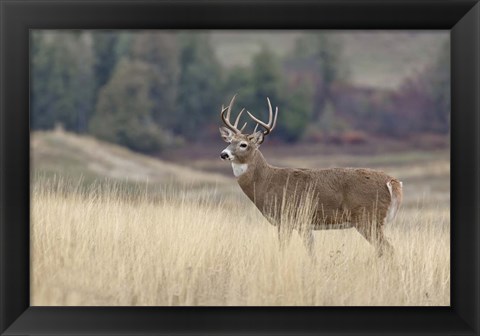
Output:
[{"xmin": 1, "ymin": 0, "xmax": 479, "ymax": 335}]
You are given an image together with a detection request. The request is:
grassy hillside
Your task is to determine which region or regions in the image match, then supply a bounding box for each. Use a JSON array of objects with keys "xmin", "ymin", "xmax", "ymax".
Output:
[
  {"xmin": 211, "ymin": 31, "xmax": 448, "ymax": 89},
  {"xmin": 31, "ymin": 129, "xmax": 230, "ymax": 186}
]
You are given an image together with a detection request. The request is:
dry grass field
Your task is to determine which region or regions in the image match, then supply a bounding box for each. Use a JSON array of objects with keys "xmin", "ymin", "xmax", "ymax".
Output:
[{"xmin": 31, "ymin": 131, "xmax": 450, "ymax": 306}]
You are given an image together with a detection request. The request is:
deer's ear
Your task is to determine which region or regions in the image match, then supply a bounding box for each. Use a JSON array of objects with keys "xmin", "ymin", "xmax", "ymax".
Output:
[
  {"xmin": 219, "ymin": 127, "xmax": 234, "ymax": 143},
  {"xmin": 248, "ymin": 131, "xmax": 264, "ymax": 146}
]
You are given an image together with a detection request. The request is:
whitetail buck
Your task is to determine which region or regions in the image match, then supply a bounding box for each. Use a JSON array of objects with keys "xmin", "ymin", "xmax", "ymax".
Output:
[{"xmin": 219, "ymin": 95, "xmax": 403, "ymax": 257}]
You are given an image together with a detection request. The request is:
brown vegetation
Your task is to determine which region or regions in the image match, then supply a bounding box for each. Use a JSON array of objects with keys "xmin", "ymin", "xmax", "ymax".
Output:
[{"xmin": 30, "ymin": 131, "xmax": 450, "ymax": 306}]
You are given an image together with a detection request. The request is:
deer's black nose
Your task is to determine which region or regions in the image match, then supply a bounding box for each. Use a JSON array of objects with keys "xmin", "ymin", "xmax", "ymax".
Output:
[{"xmin": 220, "ymin": 152, "xmax": 229, "ymax": 160}]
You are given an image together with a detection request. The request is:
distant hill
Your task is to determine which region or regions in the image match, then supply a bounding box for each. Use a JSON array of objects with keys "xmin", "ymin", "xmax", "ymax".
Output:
[
  {"xmin": 31, "ymin": 130, "xmax": 230, "ymax": 187},
  {"xmin": 211, "ymin": 31, "xmax": 448, "ymax": 89}
]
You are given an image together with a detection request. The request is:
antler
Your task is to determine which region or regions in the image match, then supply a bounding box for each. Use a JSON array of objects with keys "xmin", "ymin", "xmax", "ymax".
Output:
[
  {"xmin": 246, "ymin": 97, "xmax": 278, "ymax": 136},
  {"xmin": 220, "ymin": 94, "xmax": 247, "ymax": 134}
]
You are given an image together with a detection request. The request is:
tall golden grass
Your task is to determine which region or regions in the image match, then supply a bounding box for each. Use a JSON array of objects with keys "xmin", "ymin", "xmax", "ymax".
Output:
[{"xmin": 31, "ymin": 176, "xmax": 449, "ymax": 306}]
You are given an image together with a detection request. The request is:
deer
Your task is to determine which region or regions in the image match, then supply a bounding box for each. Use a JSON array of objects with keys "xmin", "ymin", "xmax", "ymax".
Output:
[{"xmin": 219, "ymin": 95, "xmax": 403, "ymax": 257}]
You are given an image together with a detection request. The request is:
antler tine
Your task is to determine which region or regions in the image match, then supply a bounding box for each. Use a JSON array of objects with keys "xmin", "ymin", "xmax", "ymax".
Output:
[
  {"xmin": 220, "ymin": 105, "xmax": 228, "ymax": 117},
  {"xmin": 220, "ymin": 105, "xmax": 230, "ymax": 125},
  {"xmin": 253, "ymin": 124, "xmax": 259, "ymax": 134},
  {"xmin": 246, "ymin": 97, "xmax": 278, "ymax": 136},
  {"xmin": 226, "ymin": 94, "xmax": 236, "ymax": 122},
  {"xmin": 220, "ymin": 105, "xmax": 235, "ymax": 132},
  {"xmin": 267, "ymin": 97, "xmax": 273, "ymax": 126},
  {"xmin": 271, "ymin": 107, "xmax": 278, "ymax": 132},
  {"xmin": 233, "ymin": 108, "xmax": 245, "ymax": 128},
  {"xmin": 266, "ymin": 97, "xmax": 279, "ymax": 132},
  {"xmin": 220, "ymin": 94, "xmax": 244, "ymax": 134},
  {"xmin": 246, "ymin": 110, "xmax": 270, "ymax": 135},
  {"xmin": 240, "ymin": 122, "xmax": 248, "ymax": 132}
]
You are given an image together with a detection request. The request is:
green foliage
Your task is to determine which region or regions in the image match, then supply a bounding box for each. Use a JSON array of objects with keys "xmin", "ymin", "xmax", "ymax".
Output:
[
  {"xmin": 31, "ymin": 32, "xmax": 95, "ymax": 133},
  {"xmin": 89, "ymin": 59, "xmax": 170, "ymax": 153},
  {"xmin": 130, "ymin": 32, "xmax": 180, "ymax": 129},
  {"xmin": 225, "ymin": 47, "xmax": 313, "ymax": 142},
  {"xmin": 175, "ymin": 33, "xmax": 222, "ymax": 138},
  {"xmin": 293, "ymin": 33, "xmax": 347, "ymax": 84},
  {"xmin": 222, "ymin": 66, "xmax": 256, "ymax": 132},
  {"xmin": 251, "ymin": 48, "xmax": 283, "ymax": 101},
  {"xmin": 249, "ymin": 48, "xmax": 284, "ymax": 135},
  {"xmin": 31, "ymin": 31, "xmax": 450, "ymax": 150},
  {"xmin": 92, "ymin": 32, "xmax": 120, "ymax": 91},
  {"xmin": 288, "ymin": 33, "xmax": 347, "ymax": 122},
  {"xmin": 224, "ymin": 66, "xmax": 254, "ymax": 104},
  {"xmin": 114, "ymin": 32, "xmax": 133, "ymax": 60},
  {"xmin": 280, "ymin": 80, "xmax": 314, "ymax": 142}
]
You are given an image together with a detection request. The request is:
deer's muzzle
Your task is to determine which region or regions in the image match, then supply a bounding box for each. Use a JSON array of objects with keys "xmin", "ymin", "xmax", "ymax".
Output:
[{"xmin": 220, "ymin": 150, "xmax": 232, "ymax": 161}]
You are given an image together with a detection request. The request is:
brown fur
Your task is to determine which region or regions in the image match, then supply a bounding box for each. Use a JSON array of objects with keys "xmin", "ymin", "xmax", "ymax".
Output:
[{"xmin": 220, "ymin": 128, "xmax": 403, "ymax": 257}]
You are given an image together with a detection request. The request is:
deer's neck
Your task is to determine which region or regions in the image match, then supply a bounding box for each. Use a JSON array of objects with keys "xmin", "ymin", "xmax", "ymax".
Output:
[
  {"xmin": 231, "ymin": 162, "xmax": 249, "ymax": 177},
  {"xmin": 235, "ymin": 150, "xmax": 272, "ymax": 203}
]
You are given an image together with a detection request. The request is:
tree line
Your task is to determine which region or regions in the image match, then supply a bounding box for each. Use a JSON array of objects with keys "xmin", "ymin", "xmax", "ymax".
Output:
[{"xmin": 31, "ymin": 31, "xmax": 450, "ymax": 153}]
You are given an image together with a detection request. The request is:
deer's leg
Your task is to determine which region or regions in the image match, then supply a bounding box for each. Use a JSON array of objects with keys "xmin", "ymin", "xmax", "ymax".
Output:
[
  {"xmin": 354, "ymin": 219, "xmax": 394, "ymax": 257},
  {"xmin": 277, "ymin": 224, "xmax": 293, "ymax": 250}
]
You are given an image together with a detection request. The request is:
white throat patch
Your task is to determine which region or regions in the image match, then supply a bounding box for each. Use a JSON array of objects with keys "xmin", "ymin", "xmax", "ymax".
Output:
[{"xmin": 232, "ymin": 163, "xmax": 248, "ymax": 177}]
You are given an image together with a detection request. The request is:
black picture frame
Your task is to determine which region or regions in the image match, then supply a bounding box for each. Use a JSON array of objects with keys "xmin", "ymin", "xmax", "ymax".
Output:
[{"xmin": 1, "ymin": 1, "xmax": 479, "ymax": 335}]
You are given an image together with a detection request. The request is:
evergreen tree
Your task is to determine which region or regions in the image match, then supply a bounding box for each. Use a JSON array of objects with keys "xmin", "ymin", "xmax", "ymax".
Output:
[
  {"xmin": 130, "ymin": 32, "xmax": 180, "ymax": 129},
  {"xmin": 289, "ymin": 33, "xmax": 346, "ymax": 122},
  {"xmin": 92, "ymin": 32, "xmax": 120, "ymax": 92},
  {"xmin": 224, "ymin": 47, "xmax": 311, "ymax": 142},
  {"xmin": 250, "ymin": 47, "xmax": 313, "ymax": 142},
  {"xmin": 224, "ymin": 66, "xmax": 254, "ymax": 107},
  {"xmin": 31, "ymin": 31, "xmax": 95, "ymax": 133},
  {"xmin": 251, "ymin": 47, "xmax": 283, "ymax": 107},
  {"xmin": 89, "ymin": 59, "xmax": 170, "ymax": 153},
  {"xmin": 282, "ymin": 80, "xmax": 314, "ymax": 142},
  {"xmin": 176, "ymin": 33, "xmax": 222, "ymax": 139},
  {"xmin": 249, "ymin": 48, "xmax": 284, "ymax": 136}
]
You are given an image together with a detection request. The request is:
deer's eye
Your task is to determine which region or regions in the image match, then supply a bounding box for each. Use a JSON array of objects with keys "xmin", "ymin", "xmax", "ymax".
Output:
[{"xmin": 239, "ymin": 143, "xmax": 248, "ymax": 148}]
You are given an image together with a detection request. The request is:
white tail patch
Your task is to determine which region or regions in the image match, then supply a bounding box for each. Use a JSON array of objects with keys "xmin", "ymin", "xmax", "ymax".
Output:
[{"xmin": 386, "ymin": 180, "xmax": 401, "ymax": 222}]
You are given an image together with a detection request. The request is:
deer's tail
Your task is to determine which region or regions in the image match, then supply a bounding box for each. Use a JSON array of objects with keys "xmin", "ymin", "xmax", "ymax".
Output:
[{"xmin": 386, "ymin": 179, "xmax": 403, "ymax": 222}]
